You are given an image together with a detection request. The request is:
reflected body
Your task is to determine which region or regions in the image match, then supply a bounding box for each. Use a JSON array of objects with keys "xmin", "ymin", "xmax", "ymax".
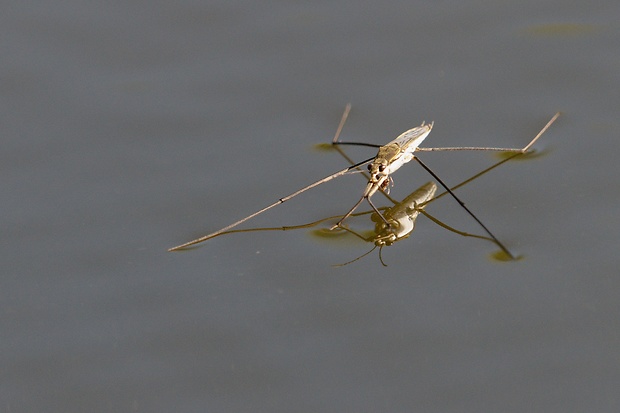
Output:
[{"xmin": 370, "ymin": 181, "xmax": 437, "ymax": 246}]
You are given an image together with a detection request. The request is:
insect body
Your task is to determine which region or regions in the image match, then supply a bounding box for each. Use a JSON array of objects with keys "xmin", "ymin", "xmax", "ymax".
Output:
[{"xmin": 332, "ymin": 122, "xmax": 432, "ymax": 228}]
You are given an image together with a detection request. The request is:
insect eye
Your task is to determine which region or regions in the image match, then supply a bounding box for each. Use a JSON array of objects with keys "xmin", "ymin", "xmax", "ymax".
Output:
[
  {"xmin": 378, "ymin": 165, "xmax": 386, "ymax": 172},
  {"xmin": 367, "ymin": 164, "xmax": 372, "ymax": 171}
]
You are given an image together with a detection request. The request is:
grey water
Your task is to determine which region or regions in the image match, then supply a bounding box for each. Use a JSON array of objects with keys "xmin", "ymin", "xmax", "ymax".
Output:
[{"xmin": 3, "ymin": 1, "xmax": 620, "ymax": 412}]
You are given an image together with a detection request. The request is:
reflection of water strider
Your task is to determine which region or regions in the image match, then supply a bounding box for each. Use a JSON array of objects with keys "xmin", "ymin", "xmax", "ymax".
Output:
[
  {"xmin": 335, "ymin": 179, "xmax": 506, "ymax": 267},
  {"xmin": 169, "ymin": 106, "xmax": 560, "ymax": 259},
  {"xmin": 332, "ymin": 181, "xmax": 437, "ymax": 267},
  {"xmin": 367, "ymin": 182, "xmax": 437, "ymax": 248}
]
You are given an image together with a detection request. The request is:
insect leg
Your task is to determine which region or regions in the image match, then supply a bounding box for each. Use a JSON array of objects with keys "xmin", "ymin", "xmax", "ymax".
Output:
[{"xmin": 169, "ymin": 157, "xmax": 374, "ymax": 251}]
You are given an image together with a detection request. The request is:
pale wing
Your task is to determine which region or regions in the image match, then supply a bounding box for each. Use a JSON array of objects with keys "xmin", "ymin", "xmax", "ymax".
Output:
[{"xmin": 389, "ymin": 123, "xmax": 433, "ymax": 153}]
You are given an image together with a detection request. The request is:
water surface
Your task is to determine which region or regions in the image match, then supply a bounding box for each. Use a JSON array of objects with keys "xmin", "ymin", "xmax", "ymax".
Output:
[{"xmin": 2, "ymin": 1, "xmax": 619, "ymax": 412}]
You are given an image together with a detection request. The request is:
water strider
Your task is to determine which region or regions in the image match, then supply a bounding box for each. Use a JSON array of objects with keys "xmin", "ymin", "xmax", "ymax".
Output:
[
  {"xmin": 179, "ymin": 147, "xmax": 537, "ymax": 267},
  {"xmin": 169, "ymin": 106, "xmax": 560, "ymax": 257}
]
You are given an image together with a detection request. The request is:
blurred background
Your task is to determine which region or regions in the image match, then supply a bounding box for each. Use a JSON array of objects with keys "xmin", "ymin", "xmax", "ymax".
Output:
[{"xmin": 2, "ymin": 1, "xmax": 619, "ymax": 412}]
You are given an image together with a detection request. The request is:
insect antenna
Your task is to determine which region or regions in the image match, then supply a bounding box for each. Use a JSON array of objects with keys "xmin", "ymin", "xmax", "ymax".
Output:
[
  {"xmin": 378, "ymin": 246, "xmax": 388, "ymax": 267},
  {"xmin": 332, "ymin": 245, "xmax": 378, "ymax": 267}
]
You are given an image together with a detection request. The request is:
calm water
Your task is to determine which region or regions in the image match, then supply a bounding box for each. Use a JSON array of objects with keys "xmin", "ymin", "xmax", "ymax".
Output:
[{"xmin": 3, "ymin": 1, "xmax": 620, "ymax": 412}]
